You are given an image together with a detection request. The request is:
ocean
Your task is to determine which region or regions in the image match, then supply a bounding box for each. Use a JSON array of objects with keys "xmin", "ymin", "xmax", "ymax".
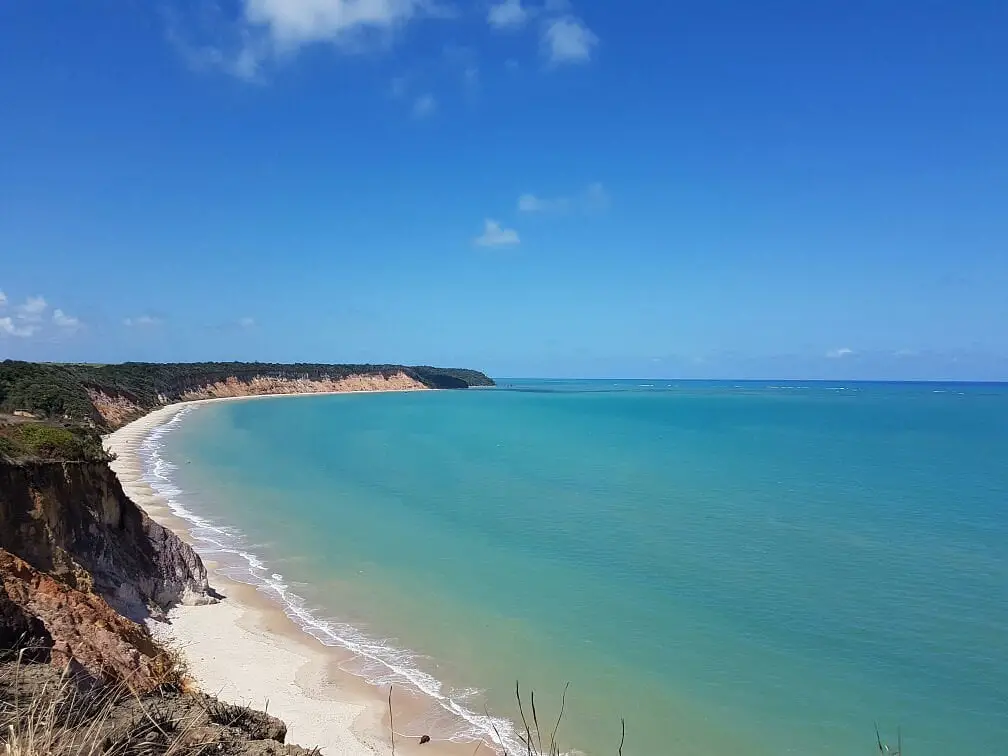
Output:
[{"xmin": 142, "ymin": 381, "xmax": 1008, "ymax": 755}]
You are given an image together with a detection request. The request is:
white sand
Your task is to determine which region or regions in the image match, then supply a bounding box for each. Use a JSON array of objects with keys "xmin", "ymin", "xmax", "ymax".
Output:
[
  {"xmin": 150, "ymin": 592, "xmax": 387, "ymax": 755},
  {"xmin": 106, "ymin": 397, "xmax": 473, "ymax": 756}
]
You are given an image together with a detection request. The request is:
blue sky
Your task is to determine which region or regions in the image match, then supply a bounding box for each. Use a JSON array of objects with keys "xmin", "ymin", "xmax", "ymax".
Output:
[{"xmin": 1, "ymin": 1, "xmax": 1006, "ymax": 380}]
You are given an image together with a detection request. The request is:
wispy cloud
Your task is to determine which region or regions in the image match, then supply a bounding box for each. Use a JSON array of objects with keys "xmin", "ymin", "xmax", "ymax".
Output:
[
  {"xmin": 826, "ymin": 347, "xmax": 854, "ymax": 359},
  {"xmin": 0, "ymin": 293, "xmax": 83, "ymax": 338},
  {"xmin": 17, "ymin": 296, "xmax": 47, "ymax": 322},
  {"xmin": 488, "ymin": 0, "xmax": 529, "ymax": 30},
  {"xmin": 52, "ymin": 309, "xmax": 81, "ymax": 331},
  {"xmin": 518, "ymin": 182, "xmax": 609, "ymax": 213},
  {"xmin": 1, "ymin": 295, "xmax": 48, "ymax": 337},
  {"xmin": 0, "ymin": 318, "xmax": 35, "ymax": 338},
  {"xmin": 238, "ymin": 316, "xmax": 256, "ymax": 328},
  {"xmin": 169, "ymin": 0, "xmax": 444, "ymax": 81},
  {"xmin": 124, "ymin": 315, "xmax": 163, "ymax": 327},
  {"xmin": 474, "ymin": 219, "xmax": 520, "ymax": 247},
  {"xmin": 413, "ymin": 93, "xmax": 437, "ymax": 118},
  {"xmin": 518, "ymin": 194, "xmax": 554, "ymax": 213},
  {"xmin": 543, "ymin": 16, "xmax": 597, "ymax": 64}
]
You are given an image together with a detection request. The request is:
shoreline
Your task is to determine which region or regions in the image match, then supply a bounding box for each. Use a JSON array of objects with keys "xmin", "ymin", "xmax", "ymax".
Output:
[{"xmin": 105, "ymin": 394, "xmax": 490, "ymax": 756}]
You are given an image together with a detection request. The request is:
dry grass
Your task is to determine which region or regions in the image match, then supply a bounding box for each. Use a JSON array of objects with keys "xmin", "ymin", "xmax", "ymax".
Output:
[
  {"xmin": 384, "ymin": 680, "xmax": 622, "ymax": 756},
  {"xmin": 485, "ymin": 682, "xmax": 598, "ymax": 756},
  {"xmin": 0, "ymin": 651, "xmax": 206, "ymax": 756},
  {"xmin": 148, "ymin": 645, "xmax": 194, "ymax": 695}
]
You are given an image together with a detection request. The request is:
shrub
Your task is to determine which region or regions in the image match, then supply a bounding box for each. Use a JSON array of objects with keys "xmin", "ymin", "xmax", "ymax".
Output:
[{"xmin": 0, "ymin": 423, "xmax": 109, "ymax": 463}]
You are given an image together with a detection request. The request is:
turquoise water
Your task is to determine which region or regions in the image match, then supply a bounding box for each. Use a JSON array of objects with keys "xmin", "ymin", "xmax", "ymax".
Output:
[{"xmin": 146, "ymin": 382, "xmax": 1008, "ymax": 755}]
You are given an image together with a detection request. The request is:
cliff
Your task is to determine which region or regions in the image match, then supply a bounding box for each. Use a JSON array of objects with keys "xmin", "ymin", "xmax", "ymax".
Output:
[
  {"xmin": 0, "ymin": 443, "xmax": 213, "ymax": 683},
  {"xmin": 83, "ymin": 370, "xmax": 431, "ymax": 426},
  {"xmin": 0, "ymin": 449, "xmax": 319, "ymax": 754},
  {"xmin": 0, "ymin": 458, "xmax": 213, "ymax": 621},
  {"xmin": 0, "ymin": 548, "xmax": 163, "ymax": 683},
  {"xmin": 1, "ymin": 360, "xmax": 496, "ymax": 430}
]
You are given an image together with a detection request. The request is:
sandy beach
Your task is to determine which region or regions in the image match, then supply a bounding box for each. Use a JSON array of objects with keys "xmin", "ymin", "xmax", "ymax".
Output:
[{"xmin": 106, "ymin": 397, "xmax": 482, "ymax": 756}]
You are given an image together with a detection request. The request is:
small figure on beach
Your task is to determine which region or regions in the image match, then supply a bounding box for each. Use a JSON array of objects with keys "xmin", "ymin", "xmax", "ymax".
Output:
[{"xmin": 419, "ymin": 734, "xmax": 430, "ymax": 745}]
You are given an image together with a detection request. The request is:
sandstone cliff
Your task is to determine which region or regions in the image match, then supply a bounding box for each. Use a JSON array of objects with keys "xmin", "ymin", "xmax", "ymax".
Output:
[
  {"xmin": 0, "ymin": 453, "xmax": 319, "ymax": 755},
  {"xmin": 0, "ymin": 548, "xmax": 164, "ymax": 685},
  {"xmin": 0, "ymin": 459, "xmax": 213, "ymax": 621}
]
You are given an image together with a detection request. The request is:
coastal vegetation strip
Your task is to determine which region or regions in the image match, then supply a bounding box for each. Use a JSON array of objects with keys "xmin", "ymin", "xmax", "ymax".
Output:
[{"xmin": 0, "ymin": 360, "xmax": 495, "ymax": 431}]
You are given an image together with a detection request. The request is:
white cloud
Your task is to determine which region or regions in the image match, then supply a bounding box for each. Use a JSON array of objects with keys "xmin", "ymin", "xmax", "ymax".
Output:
[
  {"xmin": 124, "ymin": 315, "xmax": 162, "ymax": 327},
  {"xmin": 172, "ymin": 0, "xmax": 441, "ymax": 81},
  {"xmin": 518, "ymin": 193, "xmax": 554, "ymax": 213},
  {"xmin": 412, "ymin": 93, "xmax": 436, "ymax": 118},
  {"xmin": 0, "ymin": 294, "xmax": 81, "ymax": 337},
  {"xmin": 474, "ymin": 219, "xmax": 520, "ymax": 247},
  {"xmin": 246, "ymin": 0, "xmax": 424, "ymax": 48},
  {"xmin": 17, "ymin": 296, "xmax": 47, "ymax": 322},
  {"xmin": 894, "ymin": 348, "xmax": 918, "ymax": 357},
  {"xmin": 518, "ymin": 182, "xmax": 609, "ymax": 214},
  {"xmin": 826, "ymin": 347, "xmax": 854, "ymax": 359},
  {"xmin": 238, "ymin": 316, "xmax": 256, "ymax": 328},
  {"xmin": 52, "ymin": 309, "xmax": 81, "ymax": 331},
  {"xmin": 488, "ymin": 0, "xmax": 528, "ymax": 30},
  {"xmin": 543, "ymin": 16, "xmax": 597, "ymax": 64},
  {"xmin": 0, "ymin": 317, "xmax": 36, "ymax": 338}
]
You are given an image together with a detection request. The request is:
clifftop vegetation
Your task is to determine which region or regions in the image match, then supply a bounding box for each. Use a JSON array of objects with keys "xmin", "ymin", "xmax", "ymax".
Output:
[
  {"xmin": 0, "ymin": 419, "xmax": 110, "ymax": 463},
  {"xmin": 0, "ymin": 361, "xmax": 495, "ymax": 430}
]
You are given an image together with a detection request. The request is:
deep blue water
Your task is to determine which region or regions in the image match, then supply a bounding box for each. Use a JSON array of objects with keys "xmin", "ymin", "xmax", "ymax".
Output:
[{"xmin": 147, "ymin": 381, "xmax": 1008, "ymax": 755}]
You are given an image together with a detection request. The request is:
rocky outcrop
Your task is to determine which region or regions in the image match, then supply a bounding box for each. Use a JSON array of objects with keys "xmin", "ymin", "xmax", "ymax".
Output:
[
  {"xmin": 87, "ymin": 389, "xmax": 143, "ymax": 428},
  {"xmin": 0, "ymin": 549, "xmax": 163, "ymax": 687},
  {"xmin": 0, "ymin": 459, "xmax": 214, "ymax": 620},
  {"xmin": 0, "ymin": 570, "xmax": 52, "ymax": 662},
  {"xmin": 0, "ymin": 458, "xmax": 320, "ymax": 754}
]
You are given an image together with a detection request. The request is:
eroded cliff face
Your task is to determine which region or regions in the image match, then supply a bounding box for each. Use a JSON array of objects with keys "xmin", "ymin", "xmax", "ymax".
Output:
[
  {"xmin": 86, "ymin": 371, "xmax": 428, "ymax": 428},
  {"xmin": 178, "ymin": 370, "xmax": 426, "ymax": 400},
  {"xmin": 0, "ymin": 549, "xmax": 164, "ymax": 686},
  {"xmin": 0, "ymin": 436, "xmax": 318, "ymax": 753},
  {"xmin": 0, "ymin": 459, "xmax": 214, "ymax": 620}
]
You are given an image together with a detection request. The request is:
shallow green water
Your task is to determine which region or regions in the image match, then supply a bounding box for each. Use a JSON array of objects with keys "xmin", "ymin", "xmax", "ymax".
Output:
[{"xmin": 146, "ymin": 382, "xmax": 1008, "ymax": 755}]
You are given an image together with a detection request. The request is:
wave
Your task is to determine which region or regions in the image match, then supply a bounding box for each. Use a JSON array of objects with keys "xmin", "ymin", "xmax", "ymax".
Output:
[{"xmin": 139, "ymin": 407, "xmax": 537, "ymax": 755}]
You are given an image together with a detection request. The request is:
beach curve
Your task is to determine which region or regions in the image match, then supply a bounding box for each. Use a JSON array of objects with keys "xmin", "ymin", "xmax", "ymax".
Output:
[{"xmin": 105, "ymin": 394, "xmax": 512, "ymax": 756}]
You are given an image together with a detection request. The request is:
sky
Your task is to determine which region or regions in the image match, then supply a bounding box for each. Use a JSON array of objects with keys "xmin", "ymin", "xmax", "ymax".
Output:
[{"xmin": 1, "ymin": 0, "xmax": 1007, "ymax": 380}]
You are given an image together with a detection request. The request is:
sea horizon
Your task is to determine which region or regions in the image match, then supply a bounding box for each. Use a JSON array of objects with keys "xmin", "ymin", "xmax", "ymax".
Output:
[
  {"xmin": 139, "ymin": 380, "xmax": 1007, "ymax": 755},
  {"xmin": 497, "ymin": 377, "xmax": 1008, "ymax": 385}
]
